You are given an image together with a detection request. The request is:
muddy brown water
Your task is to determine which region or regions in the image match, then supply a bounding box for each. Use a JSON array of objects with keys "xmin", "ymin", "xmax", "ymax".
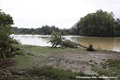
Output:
[{"xmin": 11, "ymin": 34, "xmax": 120, "ymax": 52}]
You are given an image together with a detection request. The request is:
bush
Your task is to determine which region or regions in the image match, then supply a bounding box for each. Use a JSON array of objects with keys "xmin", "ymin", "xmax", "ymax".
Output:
[{"xmin": 61, "ymin": 40, "xmax": 79, "ymax": 48}]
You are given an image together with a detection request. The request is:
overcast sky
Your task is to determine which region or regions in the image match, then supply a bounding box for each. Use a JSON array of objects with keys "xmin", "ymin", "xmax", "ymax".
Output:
[{"xmin": 0, "ymin": 0, "xmax": 120, "ymax": 29}]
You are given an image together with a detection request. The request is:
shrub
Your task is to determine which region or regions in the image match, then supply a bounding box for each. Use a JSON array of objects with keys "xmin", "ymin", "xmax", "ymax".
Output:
[{"xmin": 61, "ymin": 40, "xmax": 79, "ymax": 48}]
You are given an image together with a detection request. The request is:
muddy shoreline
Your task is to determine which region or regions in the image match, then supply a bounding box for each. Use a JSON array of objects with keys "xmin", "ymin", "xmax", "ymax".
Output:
[{"xmin": 45, "ymin": 51, "xmax": 120, "ymax": 75}]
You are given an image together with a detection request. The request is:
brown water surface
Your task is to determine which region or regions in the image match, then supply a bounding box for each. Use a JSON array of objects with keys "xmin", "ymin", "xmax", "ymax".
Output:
[
  {"xmin": 11, "ymin": 34, "xmax": 120, "ymax": 52},
  {"xmin": 71, "ymin": 36, "xmax": 120, "ymax": 51}
]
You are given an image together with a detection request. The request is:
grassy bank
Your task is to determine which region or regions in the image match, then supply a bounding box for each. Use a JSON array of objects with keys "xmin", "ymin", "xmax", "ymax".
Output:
[
  {"xmin": 15, "ymin": 65, "xmax": 102, "ymax": 80},
  {"xmin": 12, "ymin": 44, "xmax": 85, "ymax": 69},
  {"xmin": 1, "ymin": 44, "xmax": 119, "ymax": 80},
  {"xmin": 9, "ymin": 45, "xmax": 97, "ymax": 80}
]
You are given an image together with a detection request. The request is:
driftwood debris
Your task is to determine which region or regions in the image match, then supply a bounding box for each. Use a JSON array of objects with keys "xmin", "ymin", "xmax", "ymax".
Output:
[{"xmin": 78, "ymin": 44, "xmax": 95, "ymax": 51}]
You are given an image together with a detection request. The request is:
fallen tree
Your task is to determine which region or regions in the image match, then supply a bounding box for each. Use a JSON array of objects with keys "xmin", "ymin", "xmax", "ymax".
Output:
[{"xmin": 49, "ymin": 32, "xmax": 95, "ymax": 51}]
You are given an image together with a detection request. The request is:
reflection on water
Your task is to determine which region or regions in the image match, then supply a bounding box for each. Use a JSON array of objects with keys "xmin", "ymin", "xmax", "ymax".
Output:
[{"xmin": 10, "ymin": 34, "xmax": 120, "ymax": 52}]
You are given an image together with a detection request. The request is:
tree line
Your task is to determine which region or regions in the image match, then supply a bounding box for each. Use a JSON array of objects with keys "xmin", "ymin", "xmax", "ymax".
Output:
[
  {"xmin": 12, "ymin": 9, "xmax": 120, "ymax": 37},
  {"xmin": 12, "ymin": 25, "xmax": 70, "ymax": 35}
]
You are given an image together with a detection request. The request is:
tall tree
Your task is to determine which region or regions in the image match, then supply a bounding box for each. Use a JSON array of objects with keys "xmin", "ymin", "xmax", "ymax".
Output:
[
  {"xmin": 0, "ymin": 10, "xmax": 14, "ymax": 60},
  {"xmin": 115, "ymin": 18, "xmax": 120, "ymax": 36},
  {"xmin": 72, "ymin": 10, "xmax": 115, "ymax": 37},
  {"xmin": 0, "ymin": 10, "xmax": 13, "ymax": 26}
]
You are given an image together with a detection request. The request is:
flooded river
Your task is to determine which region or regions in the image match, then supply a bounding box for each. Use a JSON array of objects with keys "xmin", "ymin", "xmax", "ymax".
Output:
[{"xmin": 10, "ymin": 34, "xmax": 120, "ymax": 52}]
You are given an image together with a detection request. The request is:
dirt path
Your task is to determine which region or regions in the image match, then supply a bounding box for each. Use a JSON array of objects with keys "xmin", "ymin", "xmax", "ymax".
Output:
[{"xmin": 45, "ymin": 51, "xmax": 120, "ymax": 75}]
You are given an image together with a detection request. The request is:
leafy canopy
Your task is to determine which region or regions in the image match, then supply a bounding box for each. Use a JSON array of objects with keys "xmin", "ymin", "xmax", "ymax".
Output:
[
  {"xmin": 0, "ymin": 10, "xmax": 15, "ymax": 59},
  {"xmin": 72, "ymin": 10, "xmax": 115, "ymax": 37}
]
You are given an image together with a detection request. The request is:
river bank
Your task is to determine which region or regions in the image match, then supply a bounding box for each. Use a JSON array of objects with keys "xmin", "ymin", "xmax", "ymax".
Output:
[{"xmin": 0, "ymin": 44, "xmax": 120, "ymax": 80}]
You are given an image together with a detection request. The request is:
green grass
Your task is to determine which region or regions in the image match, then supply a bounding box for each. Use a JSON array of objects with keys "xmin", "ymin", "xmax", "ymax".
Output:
[
  {"xmin": 15, "ymin": 65, "xmax": 103, "ymax": 80},
  {"xmin": 92, "ymin": 59, "xmax": 120, "ymax": 79},
  {"xmin": 106, "ymin": 59, "xmax": 120, "ymax": 77},
  {"xmin": 8, "ymin": 44, "xmax": 120, "ymax": 80},
  {"xmin": 91, "ymin": 66, "xmax": 110, "ymax": 76},
  {"xmin": 28, "ymin": 65, "xmax": 101, "ymax": 80},
  {"xmin": 16, "ymin": 44, "xmax": 85, "ymax": 54},
  {"xmin": 16, "ymin": 76, "xmax": 37, "ymax": 80},
  {"xmin": 12, "ymin": 44, "xmax": 85, "ymax": 69},
  {"xmin": 3, "ymin": 44, "xmax": 109, "ymax": 80}
]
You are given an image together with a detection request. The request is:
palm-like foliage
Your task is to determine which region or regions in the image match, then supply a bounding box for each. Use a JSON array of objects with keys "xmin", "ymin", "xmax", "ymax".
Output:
[{"xmin": 49, "ymin": 32, "xmax": 64, "ymax": 47}]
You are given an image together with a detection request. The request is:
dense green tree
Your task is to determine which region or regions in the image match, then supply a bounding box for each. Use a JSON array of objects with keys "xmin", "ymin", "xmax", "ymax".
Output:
[
  {"xmin": 0, "ymin": 24, "xmax": 13, "ymax": 59},
  {"xmin": 0, "ymin": 10, "xmax": 15, "ymax": 60},
  {"xmin": 0, "ymin": 10, "xmax": 13, "ymax": 26},
  {"xmin": 72, "ymin": 10, "xmax": 115, "ymax": 37},
  {"xmin": 115, "ymin": 18, "xmax": 120, "ymax": 36},
  {"xmin": 12, "ymin": 25, "xmax": 70, "ymax": 35},
  {"xmin": 70, "ymin": 21, "xmax": 81, "ymax": 35},
  {"xmin": 40, "ymin": 25, "xmax": 51, "ymax": 35},
  {"xmin": 51, "ymin": 26, "xmax": 60, "ymax": 33}
]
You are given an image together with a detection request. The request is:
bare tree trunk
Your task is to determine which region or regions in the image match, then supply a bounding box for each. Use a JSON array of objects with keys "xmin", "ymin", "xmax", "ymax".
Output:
[{"xmin": 78, "ymin": 44, "xmax": 88, "ymax": 48}]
